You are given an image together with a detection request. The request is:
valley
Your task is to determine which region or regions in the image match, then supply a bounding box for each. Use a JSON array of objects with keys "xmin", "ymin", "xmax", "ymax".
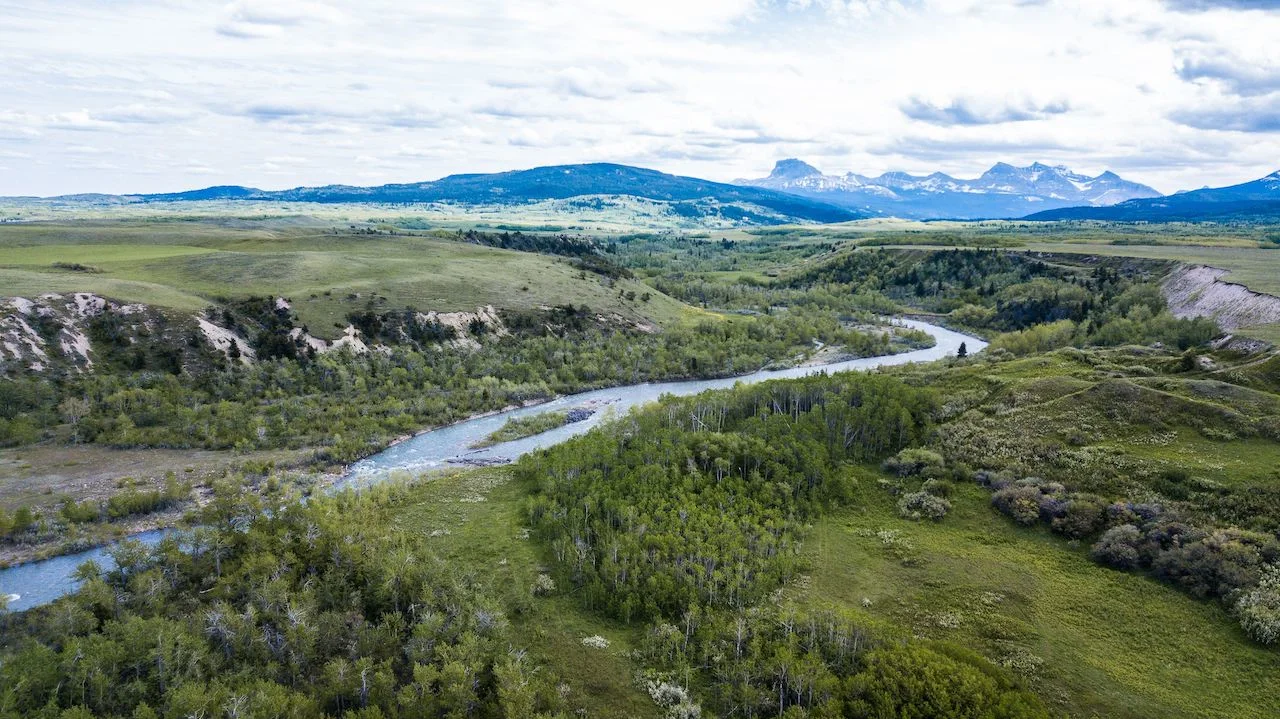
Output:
[{"xmin": 3, "ymin": 198, "xmax": 1280, "ymax": 719}]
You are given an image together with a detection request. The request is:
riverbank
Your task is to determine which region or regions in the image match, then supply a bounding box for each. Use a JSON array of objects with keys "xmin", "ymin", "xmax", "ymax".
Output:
[{"xmin": 1, "ymin": 319, "xmax": 975, "ymax": 603}]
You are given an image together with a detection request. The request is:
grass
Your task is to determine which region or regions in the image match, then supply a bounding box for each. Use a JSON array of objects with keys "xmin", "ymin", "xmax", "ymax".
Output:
[
  {"xmin": 798, "ymin": 476, "xmax": 1280, "ymax": 719},
  {"xmin": 380, "ymin": 467, "xmax": 659, "ymax": 718},
  {"xmin": 0, "ymin": 220, "xmax": 694, "ymax": 338},
  {"xmin": 0, "ymin": 444, "xmax": 311, "ymax": 511},
  {"xmin": 472, "ymin": 411, "xmax": 569, "ymax": 448}
]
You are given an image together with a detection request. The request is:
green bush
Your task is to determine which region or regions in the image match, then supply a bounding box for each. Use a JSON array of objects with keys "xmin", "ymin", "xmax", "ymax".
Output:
[
  {"xmin": 105, "ymin": 478, "xmax": 187, "ymax": 520},
  {"xmin": 898, "ymin": 491, "xmax": 952, "ymax": 521},
  {"xmin": 60, "ymin": 499, "xmax": 101, "ymax": 524},
  {"xmin": 1091, "ymin": 524, "xmax": 1142, "ymax": 569},
  {"xmin": 883, "ymin": 447, "xmax": 946, "ymax": 477},
  {"xmin": 1235, "ymin": 565, "xmax": 1280, "ymax": 645}
]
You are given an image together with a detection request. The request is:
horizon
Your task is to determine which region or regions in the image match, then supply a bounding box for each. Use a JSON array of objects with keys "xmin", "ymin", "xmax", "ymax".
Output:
[
  {"xmin": 2, "ymin": 1, "xmax": 1279, "ymax": 196},
  {"xmin": 7, "ymin": 157, "xmax": 1277, "ymax": 201}
]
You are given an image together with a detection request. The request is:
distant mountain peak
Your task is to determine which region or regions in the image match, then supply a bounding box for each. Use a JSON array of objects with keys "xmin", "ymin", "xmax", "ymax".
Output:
[
  {"xmin": 769, "ymin": 158, "xmax": 822, "ymax": 181},
  {"xmin": 738, "ymin": 158, "xmax": 1161, "ymax": 220}
]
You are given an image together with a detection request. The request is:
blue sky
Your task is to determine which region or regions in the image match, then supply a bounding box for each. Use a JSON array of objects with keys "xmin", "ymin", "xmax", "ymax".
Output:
[{"xmin": 0, "ymin": 0, "xmax": 1277, "ymax": 195}]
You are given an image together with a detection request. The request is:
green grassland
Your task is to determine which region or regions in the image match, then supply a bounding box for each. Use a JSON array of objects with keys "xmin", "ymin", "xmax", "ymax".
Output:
[
  {"xmin": 886, "ymin": 347, "xmax": 1280, "ymax": 525},
  {"xmin": 800, "ymin": 478, "xmax": 1280, "ymax": 719},
  {"xmin": 0, "ymin": 220, "xmax": 693, "ymax": 337}
]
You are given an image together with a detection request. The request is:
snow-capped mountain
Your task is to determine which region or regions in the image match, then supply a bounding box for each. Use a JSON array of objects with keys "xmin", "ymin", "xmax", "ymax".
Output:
[
  {"xmin": 737, "ymin": 159, "xmax": 1162, "ymax": 219},
  {"xmin": 1028, "ymin": 169, "xmax": 1280, "ymax": 222}
]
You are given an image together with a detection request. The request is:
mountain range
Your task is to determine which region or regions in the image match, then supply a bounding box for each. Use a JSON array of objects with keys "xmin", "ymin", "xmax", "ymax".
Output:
[
  {"xmin": 1026, "ymin": 171, "xmax": 1280, "ymax": 222},
  {"xmin": 16, "ymin": 161, "xmax": 1280, "ymax": 225},
  {"xmin": 737, "ymin": 159, "xmax": 1162, "ymax": 220},
  {"xmin": 40, "ymin": 164, "xmax": 868, "ymax": 225}
]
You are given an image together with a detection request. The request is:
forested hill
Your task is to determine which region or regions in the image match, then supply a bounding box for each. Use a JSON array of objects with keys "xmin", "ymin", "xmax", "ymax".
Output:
[{"xmin": 49, "ymin": 164, "xmax": 869, "ymax": 224}]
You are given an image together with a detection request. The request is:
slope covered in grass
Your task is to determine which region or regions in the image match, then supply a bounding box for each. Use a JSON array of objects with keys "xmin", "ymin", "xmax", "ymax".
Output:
[
  {"xmin": 0, "ymin": 220, "xmax": 691, "ymax": 337},
  {"xmin": 801, "ymin": 479, "xmax": 1280, "ymax": 719}
]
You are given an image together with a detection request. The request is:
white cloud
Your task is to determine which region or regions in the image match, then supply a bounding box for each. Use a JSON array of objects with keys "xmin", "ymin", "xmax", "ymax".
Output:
[
  {"xmin": 0, "ymin": 0, "xmax": 1277, "ymax": 195},
  {"xmin": 217, "ymin": 0, "xmax": 344, "ymax": 38}
]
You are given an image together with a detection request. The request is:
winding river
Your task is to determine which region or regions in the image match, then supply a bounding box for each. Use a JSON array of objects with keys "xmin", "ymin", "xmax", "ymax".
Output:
[{"xmin": 0, "ymin": 319, "xmax": 983, "ymax": 612}]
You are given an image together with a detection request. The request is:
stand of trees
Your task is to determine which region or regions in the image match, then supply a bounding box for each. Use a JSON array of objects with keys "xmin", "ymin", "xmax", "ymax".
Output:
[
  {"xmin": 517, "ymin": 373, "xmax": 1049, "ymax": 717},
  {"xmin": 0, "ymin": 482, "xmax": 569, "ymax": 719}
]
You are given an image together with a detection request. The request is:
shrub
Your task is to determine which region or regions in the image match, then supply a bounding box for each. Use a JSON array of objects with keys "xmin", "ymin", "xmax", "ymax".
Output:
[
  {"xmin": 991, "ymin": 485, "xmax": 1043, "ymax": 525},
  {"xmin": 105, "ymin": 478, "xmax": 187, "ymax": 520},
  {"xmin": 920, "ymin": 478, "xmax": 953, "ymax": 498},
  {"xmin": 882, "ymin": 448, "xmax": 945, "ymax": 478},
  {"xmin": 1149, "ymin": 528, "xmax": 1280, "ymax": 600},
  {"xmin": 898, "ymin": 491, "xmax": 951, "ymax": 522},
  {"xmin": 1235, "ymin": 565, "xmax": 1280, "ymax": 645},
  {"xmin": 60, "ymin": 499, "xmax": 101, "ymax": 524},
  {"xmin": 532, "ymin": 573, "xmax": 556, "ymax": 596},
  {"xmin": 1092, "ymin": 525, "xmax": 1142, "ymax": 569},
  {"xmin": 1051, "ymin": 497, "xmax": 1106, "ymax": 539}
]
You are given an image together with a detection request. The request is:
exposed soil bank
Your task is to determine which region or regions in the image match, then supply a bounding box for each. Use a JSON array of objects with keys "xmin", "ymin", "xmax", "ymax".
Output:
[{"xmin": 1163, "ymin": 265, "xmax": 1280, "ymax": 331}]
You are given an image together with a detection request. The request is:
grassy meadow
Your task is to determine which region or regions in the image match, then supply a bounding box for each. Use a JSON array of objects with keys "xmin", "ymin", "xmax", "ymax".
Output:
[
  {"xmin": 800, "ymin": 478, "xmax": 1280, "ymax": 719},
  {"xmin": 0, "ymin": 219, "xmax": 692, "ymax": 337}
]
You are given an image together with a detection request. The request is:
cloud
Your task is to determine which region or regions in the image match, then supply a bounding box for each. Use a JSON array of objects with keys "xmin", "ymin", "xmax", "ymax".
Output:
[
  {"xmin": 217, "ymin": 0, "xmax": 342, "ymax": 38},
  {"xmin": 550, "ymin": 67, "xmax": 672, "ymax": 101},
  {"xmin": 222, "ymin": 102, "xmax": 445, "ymax": 130},
  {"xmin": 900, "ymin": 96, "xmax": 1072, "ymax": 126},
  {"xmin": 1170, "ymin": 94, "xmax": 1280, "ymax": 132},
  {"xmin": 1176, "ymin": 51, "xmax": 1280, "ymax": 95},
  {"xmin": 868, "ymin": 134, "xmax": 1079, "ymax": 161},
  {"xmin": 96, "ymin": 104, "xmax": 195, "ymax": 124},
  {"xmin": 44, "ymin": 110, "xmax": 117, "ymax": 132},
  {"xmin": 4, "ymin": 0, "xmax": 1280, "ymax": 195},
  {"xmin": 1163, "ymin": 0, "xmax": 1280, "ymax": 10}
]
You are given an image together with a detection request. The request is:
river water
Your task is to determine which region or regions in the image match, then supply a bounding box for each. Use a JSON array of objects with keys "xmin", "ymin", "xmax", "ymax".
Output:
[{"xmin": 0, "ymin": 319, "xmax": 983, "ymax": 612}]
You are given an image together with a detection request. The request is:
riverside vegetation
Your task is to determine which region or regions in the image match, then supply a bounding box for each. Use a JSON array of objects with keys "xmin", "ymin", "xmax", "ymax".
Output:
[{"xmin": 2, "ymin": 218, "xmax": 1280, "ymax": 718}]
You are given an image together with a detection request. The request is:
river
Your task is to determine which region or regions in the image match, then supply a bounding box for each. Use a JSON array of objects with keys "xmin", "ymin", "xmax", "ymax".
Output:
[{"xmin": 0, "ymin": 319, "xmax": 983, "ymax": 612}]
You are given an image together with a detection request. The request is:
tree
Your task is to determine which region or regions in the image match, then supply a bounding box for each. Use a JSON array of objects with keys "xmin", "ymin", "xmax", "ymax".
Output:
[{"xmin": 957, "ymin": 341, "xmax": 968, "ymax": 358}]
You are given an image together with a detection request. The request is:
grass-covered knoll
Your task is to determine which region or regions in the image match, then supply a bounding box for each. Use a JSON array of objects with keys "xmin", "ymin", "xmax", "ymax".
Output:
[
  {"xmin": 0, "ymin": 220, "xmax": 691, "ymax": 337},
  {"xmin": 802, "ymin": 479, "xmax": 1280, "ymax": 719},
  {"xmin": 900, "ymin": 346, "xmax": 1280, "ymax": 530},
  {"xmin": 506, "ymin": 332, "xmax": 1280, "ymax": 716}
]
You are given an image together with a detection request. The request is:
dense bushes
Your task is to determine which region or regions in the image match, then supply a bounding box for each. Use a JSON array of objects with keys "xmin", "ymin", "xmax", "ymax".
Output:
[
  {"xmin": 105, "ymin": 477, "xmax": 188, "ymax": 519},
  {"xmin": 1235, "ymin": 565, "xmax": 1280, "ymax": 645},
  {"xmin": 898, "ymin": 491, "xmax": 951, "ymax": 522}
]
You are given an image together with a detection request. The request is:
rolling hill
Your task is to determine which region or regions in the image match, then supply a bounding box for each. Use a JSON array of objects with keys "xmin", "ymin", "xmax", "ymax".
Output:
[{"xmin": 33, "ymin": 164, "xmax": 870, "ymax": 225}]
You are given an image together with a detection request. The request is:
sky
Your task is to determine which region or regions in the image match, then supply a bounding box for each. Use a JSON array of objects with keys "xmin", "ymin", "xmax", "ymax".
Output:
[{"xmin": 0, "ymin": 0, "xmax": 1278, "ymax": 196}]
